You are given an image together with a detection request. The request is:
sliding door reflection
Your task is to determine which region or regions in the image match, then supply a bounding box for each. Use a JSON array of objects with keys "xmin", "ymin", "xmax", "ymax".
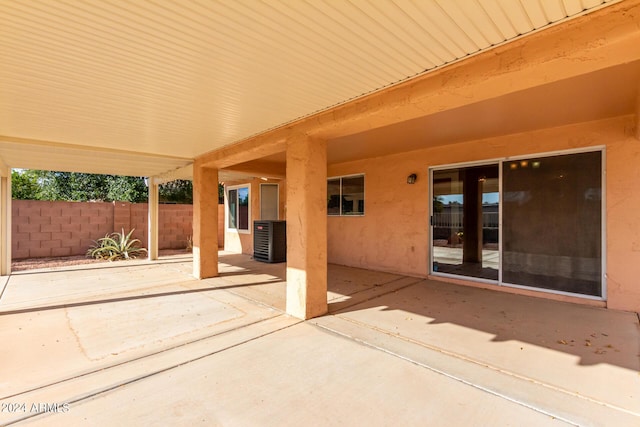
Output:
[
  {"xmin": 502, "ymin": 152, "xmax": 602, "ymax": 296},
  {"xmin": 432, "ymin": 165, "xmax": 499, "ymax": 281}
]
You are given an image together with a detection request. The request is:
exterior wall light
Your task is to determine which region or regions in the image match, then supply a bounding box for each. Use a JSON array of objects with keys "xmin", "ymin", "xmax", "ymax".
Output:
[{"xmin": 407, "ymin": 173, "xmax": 417, "ymax": 184}]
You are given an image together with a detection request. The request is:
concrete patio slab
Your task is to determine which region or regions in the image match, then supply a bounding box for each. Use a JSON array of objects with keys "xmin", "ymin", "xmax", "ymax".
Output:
[
  {"xmin": 211, "ymin": 254, "xmax": 287, "ymax": 311},
  {"xmin": 13, "ymin": 323, "xmax": 567, "ymax": 427},
  {"xmin": 1, "ymin": 253, "xmax": 638, "ymax": 426},
  {"xmin": 0, "ymin": 256, "xmax": 283, "ymax": 400},
  {"xmin": 0, "ymin": 259, "xmax": 197, "ymax": 313},
  {"xmin": 1, "ymin": 315, "xmax": 300, "ymax": 426},
  {"xmin": 328, "ymin": 280, "xmax": 640, "ymax": 416}
]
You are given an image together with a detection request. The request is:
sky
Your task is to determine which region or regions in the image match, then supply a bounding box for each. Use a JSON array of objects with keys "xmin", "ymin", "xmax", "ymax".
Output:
[{"xmin": 441, "ymin": 192, "xmax": 499, "ymax": 205}]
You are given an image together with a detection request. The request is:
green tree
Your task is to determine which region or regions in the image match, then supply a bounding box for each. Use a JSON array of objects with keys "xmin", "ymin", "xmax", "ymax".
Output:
[
  {"xmin": 68, "ymin": 173, "xmax": 109, "ymax": 201},
  {"xmin": 11, "ymin": 170, "xmax": 42, "ymax": 200},
  {"xmin": 433, "ymin": 196, "xmax": 445, "ymax": 213},
  {"xmin": 107, "ymin": 176, "xmax": 148, "ymax": 203},
  {"xmin": 37, "ymin": 172, "xmax": 109, "ymax": 201},
  {"xmin": 12, "ymin": 170, "xmax": 213, "ymax": 204},
  {"xmin": 12, "ymin": 170, "xmax": 149, "ymax": 202},
  {"xmin": 159, "ymin": 180, "xmax": 192, "ymax": 204},
  {"xmin": 158, "ymin": 180, "xmax": 224, "ymax": 204}
]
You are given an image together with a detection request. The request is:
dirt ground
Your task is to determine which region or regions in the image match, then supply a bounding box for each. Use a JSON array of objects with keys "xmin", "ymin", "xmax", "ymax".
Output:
[{"xmin": 11, "ymin": 249, "xmax": 191, "ymax": 272}]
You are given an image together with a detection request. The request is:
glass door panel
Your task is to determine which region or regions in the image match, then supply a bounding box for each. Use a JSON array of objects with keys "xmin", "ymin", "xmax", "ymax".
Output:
[
  {"xmin": 502, "ymin": 152, "xmax": 602, "ymax": 296},
  {"xmin": 432, "ymin": 164, "xmax": 499, "ymax": 281}
]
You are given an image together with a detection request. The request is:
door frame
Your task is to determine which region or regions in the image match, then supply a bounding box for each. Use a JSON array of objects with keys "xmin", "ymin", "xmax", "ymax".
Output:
[{"xmin": 428, "ymin": 146, "xmax": 606, "ymax": 301}]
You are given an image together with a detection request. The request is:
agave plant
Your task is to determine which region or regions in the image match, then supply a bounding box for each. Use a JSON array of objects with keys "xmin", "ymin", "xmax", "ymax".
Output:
[{"xmin": 87, "ymin": 228, "xmax": 147, "ymax": 261}]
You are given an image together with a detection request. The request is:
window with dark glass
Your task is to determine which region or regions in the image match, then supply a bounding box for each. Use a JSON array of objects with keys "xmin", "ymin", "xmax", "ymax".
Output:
[
  {"xmin": 227, "ymin": 186, "xmax": 250, "ymax": 231},
  {"xmin": 228, "ymin": 189, "xmax": 237, "ymax": 229},
  {"xmin": 327, "ymin": 175, "xmax": 364, "ymax": 216}
]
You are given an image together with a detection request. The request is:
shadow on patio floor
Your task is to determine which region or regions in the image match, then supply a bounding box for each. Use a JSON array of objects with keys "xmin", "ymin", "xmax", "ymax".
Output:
[
  {"xmin": 209, "ymin": 253, "xmax": 640, "ymax": 373},
  {"xmin": 1, "ymin": 251, "xmax": 638, "ymax": 422}
]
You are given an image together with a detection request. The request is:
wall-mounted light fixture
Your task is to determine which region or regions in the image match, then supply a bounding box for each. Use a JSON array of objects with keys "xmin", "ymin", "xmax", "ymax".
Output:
[{"xmin": 407, "ymin": 173, "xmax": 417, "ymax": 184}]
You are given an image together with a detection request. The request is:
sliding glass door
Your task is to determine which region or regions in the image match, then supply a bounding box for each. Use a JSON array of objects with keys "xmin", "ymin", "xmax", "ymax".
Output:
[
  {"xmin": 432, "ymin": 164, "xmax": 499, "ymax": 281},
  {"xmin": 431, "ymin": 150, "xmax": 603, "ymax": 298}
]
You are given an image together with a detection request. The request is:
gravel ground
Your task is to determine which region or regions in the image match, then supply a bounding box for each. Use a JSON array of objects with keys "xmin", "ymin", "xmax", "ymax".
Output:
[{"xmin": 11, "ymin": 249, "xmax": 191, "ymax": 272}]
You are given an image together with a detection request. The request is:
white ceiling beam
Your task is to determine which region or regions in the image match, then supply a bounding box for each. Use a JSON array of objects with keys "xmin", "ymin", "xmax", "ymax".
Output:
[{"xmin": 0, "ymin": 136, "xmax": 191, "ymax": 178}]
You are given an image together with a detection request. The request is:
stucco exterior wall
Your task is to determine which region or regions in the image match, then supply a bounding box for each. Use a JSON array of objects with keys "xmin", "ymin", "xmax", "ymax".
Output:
[
  {"xmin": 327, "ymin": 115, "xmax": 640, "ymax": 312},
  {"xmin": 224, "ymin": 178, "xmax": 286, "ymax": 255},
  {"xmin": 217, "ymin": 204, "xmax": 225, "ymax": 248}
]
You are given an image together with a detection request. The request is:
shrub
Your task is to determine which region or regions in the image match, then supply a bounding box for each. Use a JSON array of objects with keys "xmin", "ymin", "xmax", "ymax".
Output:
[{"xmin": 87, "ymin": 229, "xmax": 147, "ymax": 261}]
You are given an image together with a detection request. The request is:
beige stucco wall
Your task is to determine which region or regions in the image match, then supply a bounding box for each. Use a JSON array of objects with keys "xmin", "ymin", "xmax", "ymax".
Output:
[
  {"xmin": 224, "ymin": 178, "xmax": 286, "ymax": 255},
  {"xmin": 327, "ymin": 115, "xmax": 640, "ymax": 312},
  {"xmin": 217, "ymin": 204, "xmax": 225, "ymax": 248}
]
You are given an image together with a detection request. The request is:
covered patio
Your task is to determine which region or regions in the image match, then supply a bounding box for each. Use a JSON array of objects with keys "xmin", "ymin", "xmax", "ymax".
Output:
[
  {"xmin": 1, "ymin": 255, "xmax": 638, "ymax": 425},
  {"xmin": 2, "ymin": 0, "xmax": 640, "ymax": 320},
  {"xmin": 2, "ymin": 1, "xmax": 640, "ymax": 424}
]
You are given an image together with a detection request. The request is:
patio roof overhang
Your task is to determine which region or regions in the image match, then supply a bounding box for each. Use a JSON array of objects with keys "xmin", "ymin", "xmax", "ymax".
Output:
[{"xmin": 0, "ymin": 0, "xmax": 633, "ymax": 181}]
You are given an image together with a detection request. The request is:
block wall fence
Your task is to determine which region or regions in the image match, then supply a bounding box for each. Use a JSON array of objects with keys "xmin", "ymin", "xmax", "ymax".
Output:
[{"xmin": 11, "ymin": 200, "xmax": 225, "ymax": 260}]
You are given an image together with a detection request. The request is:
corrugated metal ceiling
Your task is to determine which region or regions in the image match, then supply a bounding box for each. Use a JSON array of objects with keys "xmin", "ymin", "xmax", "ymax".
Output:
[{"xmin": 0, "ymin": 0, "xmax": 618, "ymax": 177}]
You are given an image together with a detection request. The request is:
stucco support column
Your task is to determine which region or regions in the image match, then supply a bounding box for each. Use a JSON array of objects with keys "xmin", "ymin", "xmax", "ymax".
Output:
[
  {"xmin": 285, "ymin": 134, "xmax": 327, "ymax": 319},
  {"xmin": 0, "ymin": 166, "xmax": 11, "ymax": 276},
  {"xmin": 636, "ymin": 89, "xmax": 640, "ymax": 141},
  {"xmin": 193, "ymin": 160, "xmax": 219, "ymax": 279},
  {"xmin": 147, "ymin": 177, "xmax": 159, "ymax": 261}
]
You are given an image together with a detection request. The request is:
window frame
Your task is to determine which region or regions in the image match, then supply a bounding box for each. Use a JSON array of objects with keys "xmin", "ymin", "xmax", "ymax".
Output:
[
  {"xmin": 260, "ymin": 183, "xmax": 279, "ymax": 220},
  {"xmin": 327, "ymin": 173, "xmax": 365, "ymax": 217},
  {"xmin": 226, "ymin": 184, "xmax": 251, "ymax": 234}
]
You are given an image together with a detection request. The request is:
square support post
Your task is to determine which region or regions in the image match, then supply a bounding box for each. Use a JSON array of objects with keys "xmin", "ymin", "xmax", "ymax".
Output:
[
  {"xmin": 285, "ymin": 134, "xmax": 327, "ymax": 319},
  {"xmin": 636, "ymin": 87, "xmax": 640, "ymax": 141},
  {"xmin": 147, "ymin": 177, "xmax": 159, "ymax": 261},
  {"xmin": 0, "ymin": 166, "xmax": 11, "ymax": 276},
  {"xmin": 193, "ymin": 160, "xmax": 219, "ymax": 279}
]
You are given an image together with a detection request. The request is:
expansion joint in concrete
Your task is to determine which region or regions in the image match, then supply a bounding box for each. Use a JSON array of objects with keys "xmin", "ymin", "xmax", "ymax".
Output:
[
  {"xmin": 311, "ymin": 319, "xmax": 581, "ymax": 425},
  {"xmin": 329, "ymin": 279, "xmax": 425, "ymax": 314},
  {"xmin": 3, "ymin": 314, "xmax": 290, "ymax": 401},
  {"xmin": 319, "ymin": 306, "xmax": 640, "ymax": 419},
  {"xmin": 0, "ymin": 275, "xmax": 9, "ymax": 301},
  {"xmin": 4, "ymin": 315, "xmax": 302, "ymax": 425}
]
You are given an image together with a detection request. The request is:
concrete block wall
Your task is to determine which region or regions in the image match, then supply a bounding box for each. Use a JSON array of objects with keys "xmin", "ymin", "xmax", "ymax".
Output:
[
  {"xmin": 13, "ymin": 200, "xmax": 115, "ymax": 259},
  {"xmin": 160, "ymin": 204, "xmax": 194, "ymax": 249},
  {"xmin": 130, "ymin": 203, "xmax": 149, "ymax": 246},
  {"xmin": 11, "ymin": 200, "xmax": 201, "ymax": 259}
]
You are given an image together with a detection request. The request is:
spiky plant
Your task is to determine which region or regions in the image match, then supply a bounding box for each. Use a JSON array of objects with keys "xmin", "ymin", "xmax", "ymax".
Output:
[{"xmin": 87, "ymin": 228, "xmax": 147, "ymax": 261}]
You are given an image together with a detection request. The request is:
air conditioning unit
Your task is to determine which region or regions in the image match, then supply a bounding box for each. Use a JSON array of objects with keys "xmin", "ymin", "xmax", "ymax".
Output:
[{"xmin": 253, "ymin": 220, "xmax": 286, "ymax": 263}]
